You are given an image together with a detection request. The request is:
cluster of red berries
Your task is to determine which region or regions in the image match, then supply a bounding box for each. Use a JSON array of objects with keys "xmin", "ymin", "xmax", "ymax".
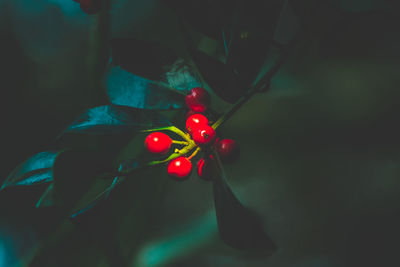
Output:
[
  {"xmin": 144, "ymin": 87, "xmax": 239, "ymax": 181},
  {"xmin": 73, "ymin": 0, "xmax": 102, "ymax": 15}
]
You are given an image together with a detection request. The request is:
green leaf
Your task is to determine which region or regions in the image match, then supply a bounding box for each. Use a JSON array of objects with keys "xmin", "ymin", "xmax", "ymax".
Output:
[
  {"xmin": 110, "ymin": 38, "xmax": 202, "ymax": 92},
  {"xmin": 164, "ymin": 58, "xmax": 203, "ymax": 92},
  {"xmin": 52, "ymin": 149, "xmax": 116, "ymax": 208},
  {"xmin": 212, "ymin": 157, "xmax": 276, "ymax": 250},
  {"xmin": 181, "ymin": 24, "xmax": 244, "ymax": 103},
  {"xmin": 1, "ymin": 151, "xmax": 58, "ymax": 190},
  {"xmin": 36, "ymin": 183, "xmax": 56, "ymax": 208},
  {"xmin": 67, "ymin": 159, "xmax": 144, "ymax": 220},
  {"xmin": 179, "ymin": 0, "xmax": 286, "ymax": 102},
  {"xmin": 60, "ymin": 105, "xmax": 171, "ymax": 135},
  {"xmin": 70, "ymin": 176, "xmax": 125, "ymax": 219},
  {"xmin": 106, "ymin": 66, "xmax": 185, "ymax": 110},
  {"xmin": 68, "ymin": 143, "xmax": 163, "ymax": 219}
]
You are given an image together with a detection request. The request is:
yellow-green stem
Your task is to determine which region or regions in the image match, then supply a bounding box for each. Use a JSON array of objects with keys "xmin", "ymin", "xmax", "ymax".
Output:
[
  {"xmin": 172, "ymin": 140, "xmax": 189, "ymax": 145},
  {"xmin": 188, "ymin": 147, "xmax": 201, "ymax": 160},
  {"xmin": 149, "ymin": 142, "xmax": 197, "ymax": 165},
  {"xmin": 142, "ymin": 126, "xmax": 192, "ymax": 142}
]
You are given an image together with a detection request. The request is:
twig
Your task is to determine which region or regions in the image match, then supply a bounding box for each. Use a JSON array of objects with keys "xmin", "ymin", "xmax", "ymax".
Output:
[{"xmin": 212, "ymin": 37, "xmax": 297, "ymax": 129}]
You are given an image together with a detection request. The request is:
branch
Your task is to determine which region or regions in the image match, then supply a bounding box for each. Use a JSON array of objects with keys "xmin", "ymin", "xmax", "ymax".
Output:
[{"xmin": 212, "ymin": 37, "xmax": 297, "ymax": 129}]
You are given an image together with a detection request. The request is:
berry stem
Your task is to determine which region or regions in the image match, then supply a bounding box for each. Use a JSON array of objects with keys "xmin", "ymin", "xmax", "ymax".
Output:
[
  {"xmin": 148, "ymin": 142, "xmax": 197, "ymax": 166},
  {"xmin": 211, "ymin": 87, "xmax": 256, "ymax": 130},
  {"xmin": 188, "ymin": 147, "xmax": 201, "ymax": 160},
  {"xmin": 112, "ymin": 142, "xmax": 198, "ymax": 178},
  {"xmin": 172, "ymin": 140, "xmax": 189, "ymax": 145},
  {"xmin": 142, "ymin": 126, "xmax": 192, "ymax": 142}
]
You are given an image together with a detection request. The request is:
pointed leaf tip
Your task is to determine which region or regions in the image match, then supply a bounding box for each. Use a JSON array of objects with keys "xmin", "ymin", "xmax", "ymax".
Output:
[{"xmin": 1, "ymin": 151, "xmax": 58, "ymax": 190}]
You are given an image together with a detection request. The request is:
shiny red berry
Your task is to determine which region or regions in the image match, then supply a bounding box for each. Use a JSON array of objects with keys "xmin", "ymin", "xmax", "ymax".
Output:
[
  {"xmin": 185, "ymin": 110, "xmax": 198, "ymax": 120},
  {"xmin": 185, "ymin": 87, "xmax": 211, "ymax": 113},
  {"xmin": 144, "ymin": 132, "xmax": 172, "ymax": 154},
  {"xmin": 216, "ymin": 139, "xmax": 240, "ymax": 163},
  {"xmin": 197, "ymin": 155, "xmax": 215, "ymax": 181},
  {"xmin": 186, "ymin": 114, "xmax": 209, "ymax": 134},
  {"xmin": 192, "ymin": 125, "xmax": 216, "ymax": 146},
  {"xmin": 79, "ymin": 0, "xmax": 102, "ymax": 15},
  {"xmin": 167, "ymin": 157, "xmax": 192, "ymax": 180}
]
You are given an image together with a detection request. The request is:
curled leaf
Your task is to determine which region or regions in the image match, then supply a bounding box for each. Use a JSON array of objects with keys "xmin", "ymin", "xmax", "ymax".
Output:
[{"xmin": 1, "ymin": 151, "xmax": 58, "ymax": 190}]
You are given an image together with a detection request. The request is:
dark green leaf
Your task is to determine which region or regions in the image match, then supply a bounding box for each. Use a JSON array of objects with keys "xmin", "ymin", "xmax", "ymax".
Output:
[
  {"xmin": 70, "ymin": 176, "xmax": 124, "ymax": 219},
  {"xmin": 1, "ymin": 151, "xmax": 58, "ymax": 190},
  {"xmin": 191, "ymin": 50, "xmax": 244, "ymax": 103},
  {"xmin": 61, "ymin": 105, "xmax": 171, "ymax": 135},
  {"xmin": 0, "ymin": 184, "xmax": 51, "ymax": 211},
  {"xmin": 68, "ymin": 158, "xmax": 141, "ymax": 219},
  {"xmin": 178, "ymin": 0, "xmax": 286, "ymax": 102},
  {"xmin": 110, "ymin": 38, "xmax": 202, "ymax": 92},
  {"xmin": 36, "ymin": 183, "xmax": 55, "ymax": 208},
  {"xmin": 164, "ymin": 58, "xmax": 203, "ymax": 92},
  {"xmin": 52, "ymin": 149, "xmax": 116, "ymax": 207},
  {"xmin": 181, "ymin": 24, "xmax": 244, "ymax": 103},
  {"xmin": 213, "ymin": 171, "xmax": 276, "ymax": 250},
  {"xmin": 106, "ymin": 66, "xmax": 185, "ymax": 109}
]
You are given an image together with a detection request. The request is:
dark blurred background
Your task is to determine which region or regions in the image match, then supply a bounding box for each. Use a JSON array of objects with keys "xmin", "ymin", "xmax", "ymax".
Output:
[{"xmin": 1, "ymin": 0, "xmax": 400, "ymax": 266}]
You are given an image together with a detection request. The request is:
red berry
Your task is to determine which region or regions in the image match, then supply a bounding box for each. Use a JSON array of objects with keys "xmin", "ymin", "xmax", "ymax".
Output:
[
  {"xmin": 79, "ymin": 0, "xmax": 102, "ymax": 14},
  {"xmin": 197, "ymin": 155, "xmax": 215, "ymax": 181},
  {"xmin": 192, "ymin": 125, "xmax": 216, "ymax": 146},
  {"xmin": 144, "ymin": 132, "xmax": 172, "ymax": 154},
  {"xmin": 186, "ymin": 114, "xmax": 209, "ymax": 134},
  {"xmin": 216, "ymin": 139, "xmax": 240, "ymax": 163},
  {"xmin": 185, "ymin": 110, "xmax": 198, "ymax": 120},
  {"xmin": 185, "ymin": 87, "xmax": 211, "ymax": 113},
  {"xmin": 167, "ymin": 157, "xmax": 192, "ymax": 180}
]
